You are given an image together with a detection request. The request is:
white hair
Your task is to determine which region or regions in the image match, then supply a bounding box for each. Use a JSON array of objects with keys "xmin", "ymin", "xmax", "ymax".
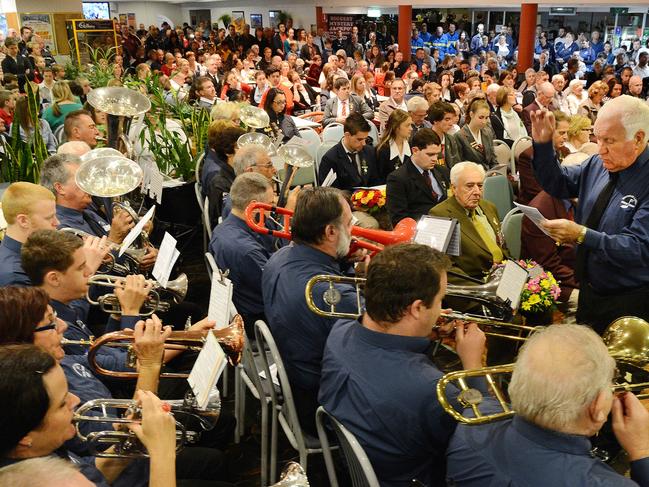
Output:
[
  {"xmin": 597, "ymin": 94, "xmax": 649, "ymax": 144},
  {"xmin": 449, "ymin": 161, "xmax": 485, "ymax": 186},
  {"xmin": 57, "ymin": 141, "xmax": 91, "ymax": 156},
  {"xmin": 230, "ymin": 172, "xmax": 271, "ymax": 211},
  {"xmin": 233, "ymin": 143, "xmax": 268, "ymax": 176},
  {"xmin": 509, "ymin": 324, "xmax": 615, "ymax": 432},
  {"xmin": 486, "ymin": 83, "xmax": 500, "ymax": 96},
  {"xmin": 407, "ymin": 96, "xmax": 429, "ymax": 112}
]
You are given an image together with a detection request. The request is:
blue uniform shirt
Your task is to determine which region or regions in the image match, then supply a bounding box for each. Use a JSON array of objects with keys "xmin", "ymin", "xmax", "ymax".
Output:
[
  {"xmin": 447, "ymin": 415, "xmax": 649, "ymax": 487},
  {"xmin": 201, "ymin": 148, "xmax": 227, "ymax": 196},
  {"xmin": 209, "ymin": 213, "xmax": 273, "ymax": 321},
  {"xmin": 0, "ymin": 235, "xmax": 31, "ymax": 286},
  {"xmin": 319, "ymin": 319, "xmax": 480, "ymax": 487},
  {"xmin": 533, "ymin": 141, "xmax": 649, "ymax": 292},
  {"xmin": 431, "ymin": 33, "xmax": 450, "ymax": 58},
  {"xmin": 56, "ymin": 204, "xmax": 110, "ymax": 236},
  {"xmin": 262, "ymin": 243, "xmax": 358, "ymax": 392}
]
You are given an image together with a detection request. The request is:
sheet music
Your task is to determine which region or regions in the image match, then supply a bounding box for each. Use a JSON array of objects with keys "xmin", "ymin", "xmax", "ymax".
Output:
[
  {"xmin": 149, "ymin": 168, "xmax": 164, "ymax": 204},
  {"xmin": 151, "ymin": 232, "xmax": 179, "ymax": 287},
  {"xmin": 187, "ymin": 331, "xmax": 227, "ymax": 409},
  {"xmin": 119, "ymin": 205, "xmax": 155, "ymax": 257},
  {"xmin": 285, "ymin": 135, "xmax": 310, "ymax": 147},
  {"xmin": 321, "ymin": 169, "xmax": 337, "ymax": 187},
  {"xmin": 446, "ymin": 223, "xmax": 461, "ymax": 257},
  {"xmin": 496, "ymin": 260, "xmax": 529, "ymax": 311},
  {"xmin": 514, "ymin": 202, "xmax": 552, "ymax": 237},
  {"xmin": 208, "ymin": 275, "xmax": 234, "ymax": 330},
  {"xmin": 414, "ymin": 215, "xmax": 457, "ymax": 253}
]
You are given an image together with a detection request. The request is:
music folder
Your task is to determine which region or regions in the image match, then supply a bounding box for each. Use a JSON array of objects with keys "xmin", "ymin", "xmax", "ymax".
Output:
[{"xmin": 413, "ymin": 215, "xmax": 461, "ymax": 256}]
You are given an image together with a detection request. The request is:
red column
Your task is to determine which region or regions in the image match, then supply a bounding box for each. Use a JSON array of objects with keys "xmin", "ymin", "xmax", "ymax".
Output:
[
  {"xmin": 398, "ymin": 5, "xmax": 412, "ymax": 60},
  {"xmin": 518, "ymin": 3, "xmax": 538, "ymax": 71},
  {"xmin": 316, "ymin": 6, "xmax": 326, "ymax": 33}
]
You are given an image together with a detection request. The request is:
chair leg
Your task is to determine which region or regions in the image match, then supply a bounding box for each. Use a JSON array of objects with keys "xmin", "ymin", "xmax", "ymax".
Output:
[
  {"xmin": 233, "ymin": 366, "xmax": 241, "ymax": 444},
  {"xmin": 222, "ymin": 364, "xmax": 229, "ymax": 397},
  {"xmin": 260, "ymin": 400, "xmax": 269, "ymax": 486},
  {"xmin": 316, "ymin": 412, "xmax": 339, "ymax": 487},
  {"xmin": 238, "ymin": 377, "xmax": 247, "ymax": 440},
  {"xmin": 270, "ymin": 405, "xmax": 279, "ymax": 483}
]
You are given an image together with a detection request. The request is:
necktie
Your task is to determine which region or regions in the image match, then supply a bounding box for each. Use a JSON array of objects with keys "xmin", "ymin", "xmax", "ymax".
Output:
[
  {"xmin": 348, "ymin": 152, "xmax": 361, "ymax": 175},
  {"xmin": 341, "ymin": 100, "xmax": 347, "ymax": 117},
  {"xmin": 575, "ymin": 172, "xmax": 618, "ymax": 280},
  {"xmin": 422, "ymin": 169, "xmax": 438, "ymax": 200},
  {"xmin": 471, "ymin": 210, "xmax": 504, "ymax": 263}
]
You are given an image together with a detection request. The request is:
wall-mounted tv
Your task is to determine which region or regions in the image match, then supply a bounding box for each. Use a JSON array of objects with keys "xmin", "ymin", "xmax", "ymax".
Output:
[{"xmin": 83, "ymin": 2, "xmax": 110, "ymax": 20}]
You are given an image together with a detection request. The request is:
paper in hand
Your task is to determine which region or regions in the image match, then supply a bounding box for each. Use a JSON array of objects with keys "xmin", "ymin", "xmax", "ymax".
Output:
[
  {"xmin": 513, "ymin": 202, "xmax": 552, "ymax": 237},
  {"xmin": 119, "ymin": 205, "xmax": 155, "ymax": 257},
  {"xmin": 321, "ymin": 169, "xmax": 337, "ymax": 187},
  {"xmin": 151, "ymin": 232, "xmax": 180, "ymax": 287}
]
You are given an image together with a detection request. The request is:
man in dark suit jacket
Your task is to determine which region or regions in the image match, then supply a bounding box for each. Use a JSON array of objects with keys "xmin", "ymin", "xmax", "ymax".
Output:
[
  {"xmin": 318, "ymin": 113, "xmax": 383, "ymax": 192},
  {"xmin": 387, "ymin": 128, "xmax": 450, "ymax": 226},
  {"xmin": 522, "ymin": 81, "xmax": 555, "ymax": 135},
  {"xmin": 429, "ymin": 161, "xmax": 508, "ymax": 282},
  {"xmin": 521, "ymin": 191, "xmax": 578, "ymax": 302}
]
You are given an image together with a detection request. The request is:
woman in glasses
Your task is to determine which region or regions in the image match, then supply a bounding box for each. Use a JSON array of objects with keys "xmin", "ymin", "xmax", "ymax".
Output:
[{"xmin": 263, "ymin": 87, "xmax": 300, "ymax": 144}]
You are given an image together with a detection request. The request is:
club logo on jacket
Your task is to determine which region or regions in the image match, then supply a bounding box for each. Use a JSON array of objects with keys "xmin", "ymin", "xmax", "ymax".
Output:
[{"xmin": 620, "ymin": 195, "xmax": 637, "ymax": 210}]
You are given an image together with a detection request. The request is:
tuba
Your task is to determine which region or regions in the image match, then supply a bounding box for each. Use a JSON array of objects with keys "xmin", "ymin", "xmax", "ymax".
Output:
[
  {"xmin": 87, "ymin": 86, "xmax": 151, "ymax": 156},
  {"xmin": 445, "ymin": 267, "xmax": 513, "ymax": 321},
  {"xmin": 275, "ymin": 144, "xmax": 314, "ymax": 207},
  {"xmin": 240, "ymin": 104, "xmax": 270, "ymax": 129}
]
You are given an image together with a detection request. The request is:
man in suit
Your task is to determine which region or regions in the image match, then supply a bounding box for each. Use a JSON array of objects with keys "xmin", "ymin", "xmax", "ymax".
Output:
[
  {"xmin": 522, "ymin": 81, "xmax": 555, "ymax": 135},
  {"xmin": 203, "ymin": 54, "xmax": 222, "ymax": 94},
  {"xmin": 387, "ymin": 128, "xmax": 449, "ymax": 226},
  {"xmin": 192, "ymin": 76, "xmax": 218, "ymax": 109},
  {"xmin": 378, "ymin": 78, "xmax": 408, "ymax": 134},
  {"xmin": 427, "ymin": 101, "xmax": 462, "ymax": 168},
  {"xmin": 429, "ymin": 161, "xmax": 508, "ymax": 282},
  {"xmin": 408, "ymin": 96, "xmax": 432, "ymax": 140},
  {"xmin": 322, "ymin": 78, "xmax": 374, "ymax": 127},
  {"xmin": 318, "ymin": 113, "xmax": 382, "ymax": 192}
]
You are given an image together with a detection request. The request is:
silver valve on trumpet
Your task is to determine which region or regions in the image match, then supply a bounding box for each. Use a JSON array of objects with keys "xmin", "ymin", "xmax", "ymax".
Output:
[{"xmin": 86, "ymin": 273, "xmax": 188, "ymax": 317}]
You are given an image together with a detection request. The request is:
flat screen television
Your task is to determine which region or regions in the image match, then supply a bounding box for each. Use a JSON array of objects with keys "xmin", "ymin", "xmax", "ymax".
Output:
[{"xmin": 83, "ymin": 2, "xmax": 110, "ymax": 20}]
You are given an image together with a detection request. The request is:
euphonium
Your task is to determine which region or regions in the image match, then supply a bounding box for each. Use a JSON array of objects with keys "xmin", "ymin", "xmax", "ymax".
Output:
[
  {"xmin": 86, "ymin": 273, "xmax": 188, "ymax": 317},
  {"xmin": 270, "ymin": 462, "xmax": 310, "ymax": 486}
]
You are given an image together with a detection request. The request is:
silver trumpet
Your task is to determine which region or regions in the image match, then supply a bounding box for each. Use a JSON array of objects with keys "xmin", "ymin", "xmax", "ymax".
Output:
[
  {"xmin": 73, "ymin": 390, "xmax": 220, "ymax": 458},
  {"xmin": 60, "ymin": 227, "xmax": 146, "ymax": 275},
  {"xmin": 86, "ymin": 273, "xmax": 188, "ymax": 316}
]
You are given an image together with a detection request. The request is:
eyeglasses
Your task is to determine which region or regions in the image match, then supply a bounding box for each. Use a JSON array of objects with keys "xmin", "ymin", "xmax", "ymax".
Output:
[
  {"xmin": 34, "ymin": 311, "xmax": 58, "ymax": 333},
  {"xmin": 254, "ymin": 162, "xmax": 275, "ymax": 169}
]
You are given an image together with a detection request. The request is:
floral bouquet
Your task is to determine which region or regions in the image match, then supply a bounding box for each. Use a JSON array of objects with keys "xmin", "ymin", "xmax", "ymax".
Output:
[
  {"xmin": 351, "ymin": 188, "xmax": 386, "ymax": 215},
  {"xmin": 517, "ymin": 259, "xmax": 561, "ymax": 313}
]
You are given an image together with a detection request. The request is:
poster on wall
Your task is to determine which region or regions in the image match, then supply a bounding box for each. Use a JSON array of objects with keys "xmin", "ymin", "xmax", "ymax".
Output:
[
  {"xmin": 118, "ymin": 13, "xmax": 127, "ymax": 24},
  {"xmin": 326, "ymin": 14, "xmax": 362, "ymax": 39},
  {"xmin": 250, "ymin": 14, "xmax": 262, "ymax": 29},
  {"xmin": 0, "ymin": 14, "xmax": 7, "ymax": 36},
  {"xmin": 19, "ymin": 13, "xmax": 57, "ymax": 54},
  {"xmin": 127, "ymin": 13, "xmax": 136, "ymax": 28}
]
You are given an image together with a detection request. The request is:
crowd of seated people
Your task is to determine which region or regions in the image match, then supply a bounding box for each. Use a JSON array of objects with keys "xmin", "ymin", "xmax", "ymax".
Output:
[{"xmin": 1, "ymin": 15, "xmax": 649, "ymax": 486}]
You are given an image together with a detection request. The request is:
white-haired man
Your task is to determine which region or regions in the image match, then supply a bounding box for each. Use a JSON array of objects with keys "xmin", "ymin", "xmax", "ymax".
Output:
[
  {"xmin": 429, "ymin": 161, "xmax": 508, "ymax": 281},
  {"xmin": 447, "ymin": 324, "xmax": 649, "ymax": 486},
  {"xmin": 531, "ymin": 95, "xmax": 649, "ymax": 333}
]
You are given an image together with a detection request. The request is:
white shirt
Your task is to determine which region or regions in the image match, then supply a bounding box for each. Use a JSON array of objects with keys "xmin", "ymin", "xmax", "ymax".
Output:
[
  {"xmin": 633, "ymin": 64, "xmax": 649, "ymax": 79},
  {"xmin": 412, "ymin": 160, "xmax": 444, "ymax": 198},
  {"xmin": 336, "ymin": 97, "xmax": 351, "ymax": 118},
  {"xmin": 389, "ymin": 139, "xmax": 411, "ymax": 163}
]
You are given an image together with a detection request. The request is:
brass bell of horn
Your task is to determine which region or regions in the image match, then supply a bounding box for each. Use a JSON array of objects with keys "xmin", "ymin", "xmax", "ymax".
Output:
[
  {"xmin": 240, "ymin": 105, "xmax": 270, "ymax": 129},
  {"xmin": 75, "ymin": 150, "xmax": 143, "ymax": 198},
  {"xmin": 602, "ymin": 316, "xmax": 649, "ymax": 368}
]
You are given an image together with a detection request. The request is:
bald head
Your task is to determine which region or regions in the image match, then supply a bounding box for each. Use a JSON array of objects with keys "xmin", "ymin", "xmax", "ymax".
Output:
[
  {"xmin": 537, "ymin": 82, "xmax": 556, "ymax": 108},
  {"xmin": 628, "ymin": 75, "xmax": 644, "ymax": 97},
  {"xmin": 57, "ymin": 141, "xmax": 91, "ymax": 156}
]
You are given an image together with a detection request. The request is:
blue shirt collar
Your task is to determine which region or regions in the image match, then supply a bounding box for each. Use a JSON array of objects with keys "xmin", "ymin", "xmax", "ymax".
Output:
[
  {"xmin": 1, "ymin": 235, "xmax": 22, "ymax": 253},
  {"xmin": 512, "ymin": 416, "xmax": 592, "ymax": 456},
  {"xmin": 56, "ymin": 204, "xmax": 85, "ymax": 226},
  {"xmin": 355, "ymin": 319, "xmax": 432, "ymax": 353}
]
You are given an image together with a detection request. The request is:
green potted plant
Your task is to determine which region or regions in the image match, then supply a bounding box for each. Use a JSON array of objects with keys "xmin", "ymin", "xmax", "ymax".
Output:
[{"xmin": 217, "ymin": 14, "xmax": 232, "ymax": 28}]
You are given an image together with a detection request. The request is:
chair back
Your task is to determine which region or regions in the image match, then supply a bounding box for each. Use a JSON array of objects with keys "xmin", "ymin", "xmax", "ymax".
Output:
[
  {"xmin": 54, "ymin": 124, "xmax": 66, "ymax": 144},
  {"xmin": 501, "ymin": 207, "xmax": 524, "ymax": 260},
  {"xmin": 298, "ymin": 127, "xmax": 322, "ymax": 159},
  {"xmin": 483, "ymin": 174, "xmax": 514, "ymax": 221},
  {"xmin": 492, "ymin": 139, "xmax": 512, "ymax": 167},
  {"xmin": 511, "ymin": 136, "xmax": 533, "ymax": 174},
  {"xmin": 367, "ymin": 122, "xmax": 379, "ymax": 146},
  {"xmin": 322, "ymin": 123, "xmax": 345, "ymax": 143},
  {"xmin": 315, "ymin": 141, "xmax": 338, "ymax": 183},
  {"xmin": 316, "ymin": 407, "xmax": 380, "ymax": 487}
]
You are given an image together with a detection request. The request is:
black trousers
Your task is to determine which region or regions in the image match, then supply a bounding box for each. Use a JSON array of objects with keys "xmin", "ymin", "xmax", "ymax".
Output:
[{"xmin": 577, "ymin": 282, "xmax": 649, "ymax": 335}]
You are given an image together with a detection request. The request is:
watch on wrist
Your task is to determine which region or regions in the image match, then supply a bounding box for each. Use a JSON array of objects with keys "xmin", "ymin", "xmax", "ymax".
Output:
[{"xmin": 576, "ymin": 225, "xmax": 587, "ymax": 244}]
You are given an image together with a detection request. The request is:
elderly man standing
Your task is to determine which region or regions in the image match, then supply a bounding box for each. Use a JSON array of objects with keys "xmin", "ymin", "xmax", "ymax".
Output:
[
  {"xmin": 522, "ymin": 81, "xmax": 555, "ymax": 135},
  {"xmin": 429, "ymin": 161, "xmax": 507, "ymax": 281},
  {"xmin": 378, "ymin": 78, "xmax": 408, "ymax": 135},
  {"xmin": 447, "ymin": 324, "xmax": 649, "ymax": 486},
  {"xmin": 531, "ymin": 96, "xmax": 649, "ymax": 333}
]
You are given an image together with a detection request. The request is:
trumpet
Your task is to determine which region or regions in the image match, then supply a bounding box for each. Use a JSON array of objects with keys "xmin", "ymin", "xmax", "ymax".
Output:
[
  {"xmin": 73, "ymin": 391, "xmax": 221, "ymax": 457},
  {"xmin": 437, "ymin": 317, "xmax": 649, "ymax": 425},
  {"xmin": 60, "ymin": 227, "xmax": 146, "ymax": 275},
  {"xmin": 62, "ymin": 315, "xmax": 245, "ymax": 378},
  {"xmin": 86, "ymin": 273, "xmax": 188, "ymax": 316},
  {"xmin": 304, "ymin": 274, "xmax": 541, "ymax": 342}
]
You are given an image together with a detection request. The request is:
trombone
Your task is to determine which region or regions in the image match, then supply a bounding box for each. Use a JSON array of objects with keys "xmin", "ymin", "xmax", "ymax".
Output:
[
  {"xmin": 304, "ymin": 274, "xmax": 541, "ymax": 342},
  {"xmin": 437, "ymin": 317, "xmax": 649, "ymax": 425},
  {"xmin": 62, "ymin": 316, "xmax": 245, "ymax": 378},
  {"xmin": 86, "ymin": 273, "xmax": 188, "ymax": 316}
]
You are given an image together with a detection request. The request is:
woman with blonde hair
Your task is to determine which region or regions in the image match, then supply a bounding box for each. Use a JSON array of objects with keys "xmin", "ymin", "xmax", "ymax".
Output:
[
  {"xmin": 376, "ymin": 108, "xmax": 413, "ymax": 178},
  {"xmin": 456, "ymin": 99, "xmax": 498, "ymax": 170},
  {"xmin": 351, "ymin": 73, "xmax": 378, "ymax": 111},
  {"xmin": 565, "ymin": 114, "xmax": 592, "ymax": 154},
  {"xmin": 578, "ymin": 80, "xmax": 607, "ymax": 124},
  {"xmin": 41, "ymin": 81, "xmax": 82, "ymax": 131}
]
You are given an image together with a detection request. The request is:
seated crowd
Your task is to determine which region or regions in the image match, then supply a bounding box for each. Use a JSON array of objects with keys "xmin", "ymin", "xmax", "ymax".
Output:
[{"xmin": 1, "ymin": 15, "xmax": 649, "ymax": 487}]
